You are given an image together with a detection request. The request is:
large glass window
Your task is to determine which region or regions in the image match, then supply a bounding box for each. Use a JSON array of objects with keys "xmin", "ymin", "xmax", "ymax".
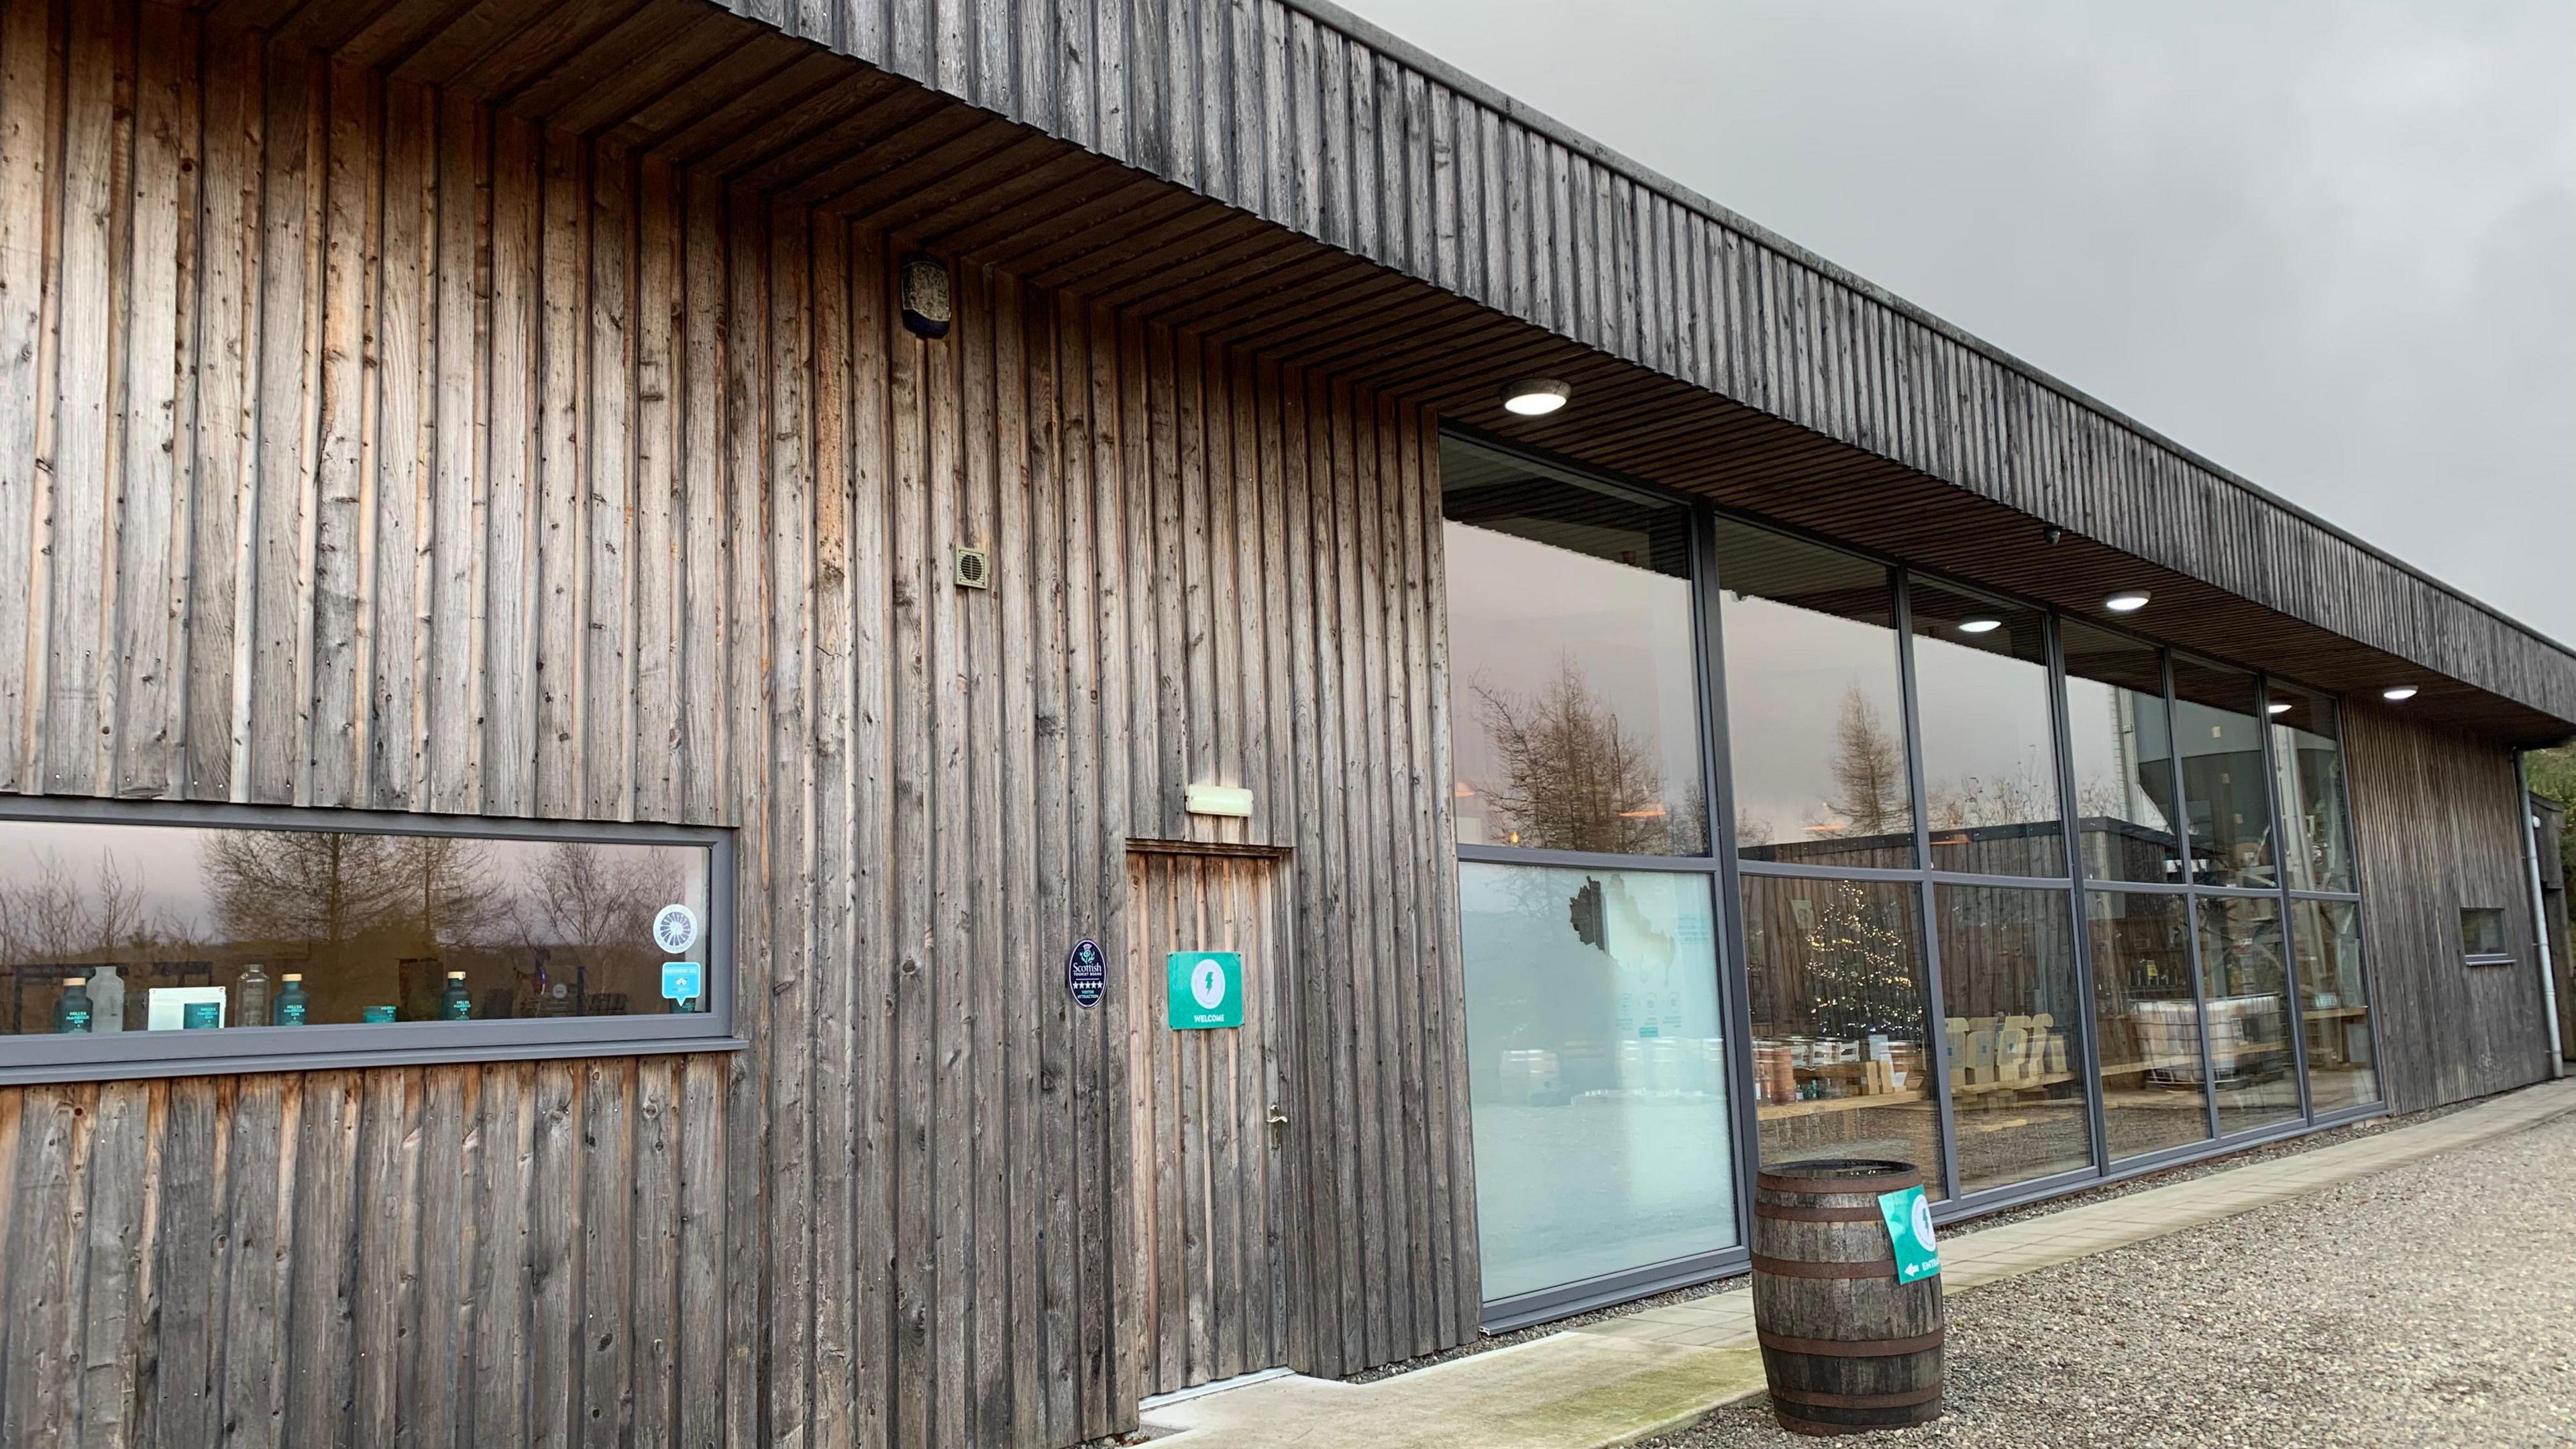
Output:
[
  {"xmin": 1937, "ymin": 884, "xmax": 2091, "ymax": 1193},
  {"xmin": 2061, "ymin": 622, "xmax": 2182, "ymax": 885},
  {"xmin": 2268, "ymin": 685, "xmax": 2355, "ymax": 893},
  {"xmin": 1461, "ymin": 863, "xmax": 1737, "ymax": 1298},
  {"xmin": 2194, "ymin": 894, "xmax": 2300, "ymax": 1135},
  {"xmin": 2086, "ymin": 889, "xmax": 2212, "ymax": 1161},
  {"xmin": 2173, "ymin": 658, "xmax": 2275, "ymax": 889},
  {"xmin": 1715, "ymin": 523, "xmax": 1912, "ymax": 869},
  {"xmin": 1743, "ymin": 874, "xmax": 1945, "ymax": 1199},
  {"xmin": 1444, "ymin": 441, "xmax": 1706, "ymax": 855},
  {"xmin": 2292, "ymin": 899, "xmax": 2377, "ymax": 1112},
  {"xmin": 0, "ymin": 807, "xmax": 727, "ymax": 1079},
  {"xmin": 1909, "ymin": 586, "xmax": 2063, "ymax": 877}
]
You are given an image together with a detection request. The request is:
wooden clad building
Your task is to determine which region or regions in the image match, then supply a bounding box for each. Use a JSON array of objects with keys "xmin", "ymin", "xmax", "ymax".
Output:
[{"xmin": 0, "ymin": 0, "xmax": 2566, "ymax": 1445}]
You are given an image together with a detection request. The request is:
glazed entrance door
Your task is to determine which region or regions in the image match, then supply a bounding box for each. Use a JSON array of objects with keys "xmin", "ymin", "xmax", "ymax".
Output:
[{"xmin": 1124, "ymin": 843, "xmax": 1295, "ymax": 1395}]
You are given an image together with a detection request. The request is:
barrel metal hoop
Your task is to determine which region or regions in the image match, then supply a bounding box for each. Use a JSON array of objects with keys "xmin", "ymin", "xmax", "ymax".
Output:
[
  {"xmin": 1750, "ymin": 1252, "xmax": 1896, "ymax": 1280},
  {"xmin": 1775, "ymin": 1409, "xmax": 1941, "ymax": 1437},
  {"xmin": 1752, "ymin": 1201, "xmax": 1888, "ymax": 1223},
  {"xmin": 1757, "ymin": 1169, "xmax": 1923, "ymax": 1196},
  {"xmin": 1757, "ymin": 1328, "xmax": 1945, "ymax": 1358},
  {"xmin": 1770, "ymin": 1383, "xmax": 1946, "ymax": 1410}
]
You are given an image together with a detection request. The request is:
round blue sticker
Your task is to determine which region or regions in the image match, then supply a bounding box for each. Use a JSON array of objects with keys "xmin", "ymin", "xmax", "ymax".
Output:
[{"xmin": 1066, "ymin": 938, "xmax": 1106, "ymax": 1008}]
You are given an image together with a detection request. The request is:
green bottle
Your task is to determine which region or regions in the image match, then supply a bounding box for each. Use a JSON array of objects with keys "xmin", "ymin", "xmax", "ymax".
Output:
[
  {"xmin": 272, "ymin": 972, "xmax": 309, "ymax": 1026},
  {"xmin": 441, "ymin": 971, "xmax": 474, "ymax": 1021},
  {"xmin": 54, "ymin": 975, "xmax": 93, "ymax": 1034}
]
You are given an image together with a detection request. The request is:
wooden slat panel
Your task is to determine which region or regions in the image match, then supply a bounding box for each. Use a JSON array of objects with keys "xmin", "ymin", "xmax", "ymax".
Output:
[{"xmin": 2344, "ymin": 700, "xmax": 2557, "ymax": 1112}]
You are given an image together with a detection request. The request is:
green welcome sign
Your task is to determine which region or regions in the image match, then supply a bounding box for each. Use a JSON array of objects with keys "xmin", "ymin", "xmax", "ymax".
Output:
[
  {"xmin": 1876, "ymin": 1184, "xmax": 1941, "ymax": 1284},
  {"xmin": 1166, "ymin": 951, "xmax": 1244, "ymax": 1030}
]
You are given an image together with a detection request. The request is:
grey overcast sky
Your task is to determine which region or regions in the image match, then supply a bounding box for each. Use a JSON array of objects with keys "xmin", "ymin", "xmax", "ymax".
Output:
[{"xmin": 1343, "ymin": 0, "xmax": 2576, "ymax": 646}]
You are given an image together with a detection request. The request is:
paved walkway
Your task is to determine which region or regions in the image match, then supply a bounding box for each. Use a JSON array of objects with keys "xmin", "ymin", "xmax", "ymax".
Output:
[{"xmin": 1138, "ymin": 1077, "xmax": 2576, "ymax": 1448}]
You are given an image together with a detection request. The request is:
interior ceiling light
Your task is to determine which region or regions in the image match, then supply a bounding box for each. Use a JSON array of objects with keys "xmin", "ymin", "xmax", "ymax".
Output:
[
  {"xmin": 1501, "ymin": 378, "xmax": 1570, "ymax": 417},
  {"xmin": 1957, "ymin": 617, "xmax": 2003, "ymax": 634},
  {"xmin": 2266, "ymin": 701, "xmax": 2293, "ymax": 715},
  {"xmin": 2103, "ymin": 590, "xmax": 2151, "ymax": 613},
  {"xmin": 2382, "ymin": 685, "xmax": 2419, "ymax": 702}
]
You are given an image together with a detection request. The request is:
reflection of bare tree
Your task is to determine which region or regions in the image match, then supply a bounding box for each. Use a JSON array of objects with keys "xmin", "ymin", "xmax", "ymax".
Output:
[
  {"xmin": 199, "ymin": 832, "xmax": 512, "ymax": 983},
  {"xmin": 0, "ymin": 852, "xmax": 144, "ymax": 961},
  {"xmin": 201, "ymin": 832, "xmax": 404, "ymax": 977},
  {"xmin": 1473, "ymin": 659, "xmax": 1670, "ymax": 853},
  {"xmin": 1817, "ymin": 688, "xmax": 1909, "ymax": 838},
  {"xmin": 1924, "ymin": 765, "xmax": 2054, "ymax": 830},
  {"xmin": 392, "ymin": 836, "xmax": 513, "ymax": 949},
  {"xmin": 521, "ymin": 844, "xmax": 680, "ymax": 1003}
]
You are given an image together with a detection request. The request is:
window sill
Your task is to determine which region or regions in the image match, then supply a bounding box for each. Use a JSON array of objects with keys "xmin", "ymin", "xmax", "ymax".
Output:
[
  {"xmin": 0, "ymin": 1029, "xmax": 748, "ymax": 1087},
  {"xmin": 2463, "ymin": 954, "xmax": 2520, "ymax": 969}
]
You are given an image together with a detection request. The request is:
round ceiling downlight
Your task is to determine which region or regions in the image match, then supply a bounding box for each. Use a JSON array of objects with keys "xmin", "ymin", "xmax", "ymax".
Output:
[
  {"xmin": 1957, "ymin": 617, "xmax": 2003, "ymax": 635},
  {"xmin": 2381, "ymin": 685, "xmax": 2419, "ymax": 702},
  {"xmin": 1501, "ymin": 378, "xmax": 1571, "ymax": 417},
  {"xmin": 2103, "ymin": 590, "xmax": 2151, "ymax": 613}
]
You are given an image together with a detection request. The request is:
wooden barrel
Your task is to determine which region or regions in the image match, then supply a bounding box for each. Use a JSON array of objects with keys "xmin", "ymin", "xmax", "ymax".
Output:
[{"xmin": 1751, "ymin": 1159, "xmax": 1943, "ymax": 1436}]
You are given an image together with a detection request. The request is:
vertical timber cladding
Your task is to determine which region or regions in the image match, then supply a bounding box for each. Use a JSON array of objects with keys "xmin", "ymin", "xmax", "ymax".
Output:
[
  {"xmin": 0, "ymin": 4, "xmax": 1475, "ymax": 1446},
  {"xmin": 2343, "ymin": 702, "xmax": 2554, "ymax": 1114}
]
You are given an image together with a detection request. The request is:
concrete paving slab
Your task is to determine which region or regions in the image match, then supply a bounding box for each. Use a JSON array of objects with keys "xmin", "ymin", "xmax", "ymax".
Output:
[
  {"xmin": 1138, "ymin": 1333, "xmax": 1769, "ymax": 1448},
  {"xmin": 1140, "ymin": 1079, "xmax": 2576, "ymax": 1449}
]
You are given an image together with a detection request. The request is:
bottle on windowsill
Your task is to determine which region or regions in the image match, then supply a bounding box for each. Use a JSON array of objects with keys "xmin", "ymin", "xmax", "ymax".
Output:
[
  {"xmin": 273, "ymin": 973, "xmax": 309, "ymax": 1026},
  {"xmin": 235, "ymin": 964, "xmax": 270, "ymax": 1028},
  {"xmin": 55, "ymin": 975, "xmax": 93, "ymax": 1034},
  {"xmin": 441, "ymin": 971, "xmax": 474, "ymax": 1021}
]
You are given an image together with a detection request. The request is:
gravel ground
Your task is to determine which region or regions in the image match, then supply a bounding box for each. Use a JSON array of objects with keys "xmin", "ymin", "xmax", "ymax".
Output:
[
  {"xmin": 1643, "ymin": 1107, "xmax": 2576, "ymax": 1448},
  {"xmin": 1349, "ymin": 1099, "xmax": 2474, "ymax": 1385}
]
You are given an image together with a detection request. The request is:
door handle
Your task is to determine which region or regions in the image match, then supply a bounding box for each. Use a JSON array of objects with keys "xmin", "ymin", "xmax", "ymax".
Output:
[{"xmin": 1267, "ymin": 1104, "xmax": 1289, "ymax": 1139}]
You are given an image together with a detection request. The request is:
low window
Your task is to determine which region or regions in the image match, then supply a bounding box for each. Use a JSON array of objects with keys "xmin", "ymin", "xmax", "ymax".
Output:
[
  {"xmin": 0, "ymin": 801, "xmax": 732, "ymax": 1083},
  {"xmin": 2461, "ymin": 908, "xmax": 2514, "ymax": 967}
]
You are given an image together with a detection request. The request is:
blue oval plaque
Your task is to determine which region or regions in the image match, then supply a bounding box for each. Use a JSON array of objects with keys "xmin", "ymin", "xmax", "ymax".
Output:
[{"xmin": 1066, "ymin": 938, "xmax": 1106, "ymax": 1008}]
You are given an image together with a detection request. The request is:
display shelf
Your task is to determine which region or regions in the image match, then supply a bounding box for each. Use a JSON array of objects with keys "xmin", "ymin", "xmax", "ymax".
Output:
[{"xmin": 1756, "ymin": 1088, "xmax": 1929, "ymax": 1120}]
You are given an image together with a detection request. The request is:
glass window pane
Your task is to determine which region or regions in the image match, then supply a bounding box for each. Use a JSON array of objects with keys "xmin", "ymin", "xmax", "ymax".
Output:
[
  {"xmin": 1443, "ymin": 440, "xmax": 1707, "ymax": 855},
  {"xmin": 1935, "ymin": 885, "xmax": 2092, "ymax": 1193},
  {"xmin": 2292, "ymin": 899, "xmax": 2377, "ymax": 1111},
  {"xmin": 1909, "ymin": 584, "xmax": 2063, "ymax": 877},
  {"xmin": 2086, "ymin": 889, "xmax": 2213, "ymax": 1161},
  {"xmin": 1716, "ymin": 522, "xmax": 1913, "ymax": 869},
  {"xmin": 2061, "ymin": 622, "xmax": 2182, "ymax": 885},
  {"xmin": 1744, "ymin": 874, "xmax": 1945, "ymax": 1198},
  {"xmin": 1, "ymin": 820, "xmax": 714, "ymax": 1036},
  {"xmin": 2173, "ymin": 658, "xmax": 2275, "ymax": 889},
  {"xmin": 2268, "ymin": 685, "xmax": 2355, "ymax": 892},
  {"xmin": 2194, "ymin": 894, "xmax": 2300, "ymax": 1134},
  {"xmin": 1460, "ymin": 863, "xmax": 1737, "ymax": 1299}
]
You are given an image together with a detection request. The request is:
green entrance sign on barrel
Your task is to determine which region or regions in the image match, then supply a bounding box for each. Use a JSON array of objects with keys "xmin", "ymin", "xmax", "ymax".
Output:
[
  {"xmin": 1165, "ymin": 951, "xmax": 1242, "ymax": 1030},
  {"xmin": 1877, "ymin": 1183, "xmax": 1941, "ymax": 1284}
]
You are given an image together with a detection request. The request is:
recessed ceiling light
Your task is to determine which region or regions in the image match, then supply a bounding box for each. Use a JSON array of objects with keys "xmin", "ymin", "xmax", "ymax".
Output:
[
  {"xmin": 2265, "ymin": 701, "xmax": 2292, "ymax": 715},
  {"xmin": 1501, "ymin": 378, "xmax": 1570, "ymax": 417},
  {"xmin": 1957, "ymin": 617, "xmax": 2003, "ymax": 634},
  {"xmin": 2104, "ymin": 590, "xmax": 2151, "ymax": 613},
  {"xmin": 2381, "ymin": 685, "xmax": 2418, "ymax": 702}
]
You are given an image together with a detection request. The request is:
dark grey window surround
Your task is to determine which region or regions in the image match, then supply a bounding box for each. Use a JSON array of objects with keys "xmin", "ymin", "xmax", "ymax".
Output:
[
  {"xmin": 0, "ymin": 797, "xmax": 741, "ymax": 1086},
  {"xmin": 1446, "ymin": 425, "xmax": 2385, "ymax": 1331}
]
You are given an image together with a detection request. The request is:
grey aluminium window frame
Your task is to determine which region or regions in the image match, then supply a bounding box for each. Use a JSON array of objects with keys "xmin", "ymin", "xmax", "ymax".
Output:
[
  {"xmin": 1444, "ymin": 425, "xmax": 2389, "ymax": 1319},
  {"xmin": 0, "ymin": 796, "xmax": 741, "ymax": 1086}
]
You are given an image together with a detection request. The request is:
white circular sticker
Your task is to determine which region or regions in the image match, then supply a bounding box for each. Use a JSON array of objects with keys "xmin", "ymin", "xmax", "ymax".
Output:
[
  {"xmin": 652, "ymin": 904, "xmax": 700, "ymax": 955},
  {"xmin": 1190, "ymin": 957, "xmax": 1228, "ymax": 1010},
  {"xmin": 1910, "ymin": 1196, "xmax": 1937, "ymax": 1246}
]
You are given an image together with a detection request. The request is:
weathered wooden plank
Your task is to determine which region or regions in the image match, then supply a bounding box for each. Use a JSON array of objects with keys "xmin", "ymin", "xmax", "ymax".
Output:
[
  {"xmin": 40, "ymin": 0, "xmax": 121, "ymax": 798},
  {"xmin": 111, "ymin": 9, "xmax": 191, "ymax": 800},
  {"xmin": 139, "ymin": 1080, "xmax": 221, "ymax": 1448},
  {"xmin": 307, "ymin": 56, "xmax": 376, "ymax": 809},
  {"xmin": 348, "ymin": 1071, "xmax": 414, "ymax": 1448}
]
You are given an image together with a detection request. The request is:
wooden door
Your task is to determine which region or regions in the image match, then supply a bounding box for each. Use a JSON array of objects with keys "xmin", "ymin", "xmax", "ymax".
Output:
[{"xmin": 1126, "ymin": 844, "xmax": 1295, "ymax": 1396}]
